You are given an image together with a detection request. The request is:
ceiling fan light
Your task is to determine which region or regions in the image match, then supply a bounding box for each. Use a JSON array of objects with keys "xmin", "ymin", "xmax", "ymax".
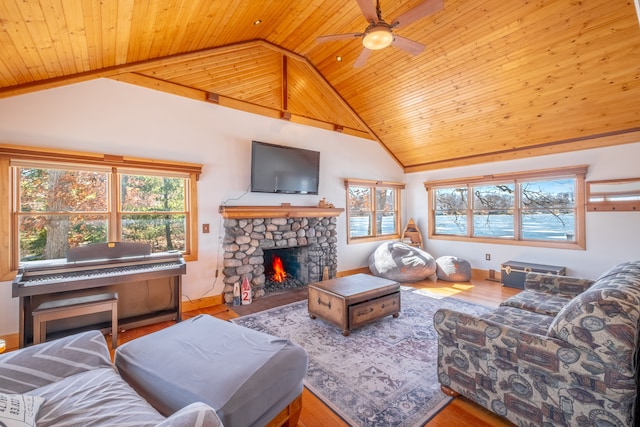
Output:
[{"xmin": 362, "ymin": 28, "xmax": 394, "ymax": 50}]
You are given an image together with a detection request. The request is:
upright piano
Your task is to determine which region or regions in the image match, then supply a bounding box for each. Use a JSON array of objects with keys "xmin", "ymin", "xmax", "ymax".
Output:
[{"xmin": 12, "ymin": 242, "xmax": 186, "ymax": 347}]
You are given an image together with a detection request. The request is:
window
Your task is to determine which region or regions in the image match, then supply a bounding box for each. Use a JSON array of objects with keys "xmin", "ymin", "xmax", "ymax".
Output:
[
  {"xmin": 425, "ymin": 166, "xmax": 587, "ymax": 249},
  {"xmin": 344, "ymin": 179, "xmax": 405, "ymax": 243},
  {"xmin": 0, "ymin": 144, "xmax": 201, "ymax": 279}
]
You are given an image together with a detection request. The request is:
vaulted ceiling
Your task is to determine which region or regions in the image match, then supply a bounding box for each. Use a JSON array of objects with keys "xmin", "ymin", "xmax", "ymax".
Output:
[{"xmin": 1, "ymin": 0, "xmax": 639, "ymax": 171}]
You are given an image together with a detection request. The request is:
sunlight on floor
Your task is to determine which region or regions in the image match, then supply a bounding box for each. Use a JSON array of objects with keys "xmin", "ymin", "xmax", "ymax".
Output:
[{"xmin": 409, "ymin": 281, "xmax": 474, "ymax": 299}]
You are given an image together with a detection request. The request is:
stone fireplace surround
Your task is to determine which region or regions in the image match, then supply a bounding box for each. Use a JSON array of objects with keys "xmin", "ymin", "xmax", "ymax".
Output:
[{"xmin": 219, "ymin": 205, "xmax": 344, "ymax": 304}]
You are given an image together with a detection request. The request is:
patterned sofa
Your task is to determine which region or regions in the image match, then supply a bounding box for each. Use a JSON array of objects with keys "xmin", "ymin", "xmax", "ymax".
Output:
[
  {"xmin": 0, "ymin": 330, "xmax": 222, "ymax": 426},
  {"xmin": 434, "ymin": 260, "xmax": 640, "ymax": 426}
]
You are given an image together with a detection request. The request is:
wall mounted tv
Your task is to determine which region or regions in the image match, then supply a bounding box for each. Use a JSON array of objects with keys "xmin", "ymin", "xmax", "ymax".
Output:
[{"xmin": 251, "ymin": 141, "xmax": 320, "ymax": 194}]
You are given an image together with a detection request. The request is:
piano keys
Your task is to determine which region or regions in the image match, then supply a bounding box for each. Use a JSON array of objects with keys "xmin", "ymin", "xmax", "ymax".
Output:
[{"xmin": 12, "ymin": 242, "xmax": 186, "ymax": 347}]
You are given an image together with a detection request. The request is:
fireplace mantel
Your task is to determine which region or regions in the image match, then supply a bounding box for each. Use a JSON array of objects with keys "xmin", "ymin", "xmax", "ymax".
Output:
[{"xmin": 219, "ymin": 204, "xmax": 344, "ymax": 219}]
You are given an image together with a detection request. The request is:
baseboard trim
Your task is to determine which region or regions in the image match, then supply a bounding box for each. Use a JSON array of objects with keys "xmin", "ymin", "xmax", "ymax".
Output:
[
  {"xmin": 0, "ymin": 333, "xmax": 19, "ymax": 352},
  {"xmin": 472, "ymin": 268, "xmax": 502, "ymax": 282},
  {"xmin": 181, "ymin": 294, "xmax": 224, "ymax": 312}
]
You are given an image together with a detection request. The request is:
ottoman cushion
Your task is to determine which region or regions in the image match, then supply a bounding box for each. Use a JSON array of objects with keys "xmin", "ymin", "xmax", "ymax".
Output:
[{"xmin": 115, "ymin": 314, "xmax": 307, "ymax": 427}]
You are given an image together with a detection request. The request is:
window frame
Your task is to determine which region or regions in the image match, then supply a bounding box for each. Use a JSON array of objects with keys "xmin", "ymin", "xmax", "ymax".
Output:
[
  {"xmin": 0, "ymin": 144, "xmax": 201, "ymax": 280},
  {"xmin": 424, "ymin": 166, "xmax": 587, "ymax": 250},
  {"xmin": 344, "ymin": 178, "xmax": 405, "ymax": 244}
]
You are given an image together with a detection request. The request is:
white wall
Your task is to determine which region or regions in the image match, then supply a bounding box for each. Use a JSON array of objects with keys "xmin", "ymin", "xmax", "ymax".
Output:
[
  {"xmin": 0, "ymin": 79, "xmax": 404, "ymax": 335},
  {"xmin": 405, "ymin": 142, "xmax": 640, "ymax": 279}
]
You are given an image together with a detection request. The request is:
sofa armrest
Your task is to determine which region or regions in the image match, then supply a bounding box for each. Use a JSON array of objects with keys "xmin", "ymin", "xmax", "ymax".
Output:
[
  {"xmin": 155, "ymin": 402, "xmax": 223, "ymax": 427},
  {"xmin": 523, "ymin": 272, "xmax": 595, "ymax": 296},
  {"xmin": 434, "ymin": 308, "xmax": 636, "ymax": 426},
  {"xmin": 0, "ymin": 330, "xmax": 112, "ymax": 394}
]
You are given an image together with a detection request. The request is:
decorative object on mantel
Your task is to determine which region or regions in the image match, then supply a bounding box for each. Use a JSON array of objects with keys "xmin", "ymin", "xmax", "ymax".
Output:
[
  {"xmin": 317, "ymin": 198, "xmax": 334, "ymax": 208},
  {"xmin": 369, "ymin": 241, "xmax": 436, "ymax": 282}
]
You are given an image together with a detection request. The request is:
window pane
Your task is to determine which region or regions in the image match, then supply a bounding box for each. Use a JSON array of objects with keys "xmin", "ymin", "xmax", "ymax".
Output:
[
  {"xmin": 520, "ymin": 179, "xmax": 575, "ymax": 241},
  {"xmin": 434, "ymin": 213, "xmax": 468, "ymax": 235},
  {"xmin": 348, "ymin": 186, "xmax": 372, "ymax": 212},
  {"xmin": 473, "ymin": 211, "xmax": 514, "ymax": 238},
  {"xmin": 349, "ymin": 213, "xmax": 372, "ymax": 238},
  {"xmin": 121, "ymin": 174, "xmax": 186, "ymax": 212},
  {"xmin": 376, "ymin": 188, "xmax": 395, "ymax": 211},
  {"xmin": 122, "ymin": 214, "xmax": 186, "ymax": 252},
  {"xmin": 19, "ymin": 167, "xmax": 108, "ymax": 212},
  {"xmin": 522, "ymin": 210, "xmax": 576, "ymax": 241},
  {"xmin": 376, "ymin": 212, "xmax": 396, "ymax": 235},
  {"xmin": 18, "ymin": 214, "xmax": 108, "ymax": 261},
  {"xmin": 472, "ymin": 184, "xmax": 514, "ymax": 211},
  {"xmin": 434, "ymin": 187, "xmax": 467, "ymax": 235},
  {"xmin": 521, "ymin": 179, "xmax": 575, "ymax": 209},
  {"xmin": 435, "ymin": 187, "xmax": 467, "ymax": 211}
]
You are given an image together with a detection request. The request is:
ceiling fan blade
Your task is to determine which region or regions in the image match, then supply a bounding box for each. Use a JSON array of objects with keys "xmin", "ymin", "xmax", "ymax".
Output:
[
  {"xmin": 392, "ymin": 0, "xmax": 444, "ymax": 29},
  {"xmin": 354, "ymin": 48, "xmax": 372, "ymax": 68},
  {"xmin": 316, "ymin": 33, "xmax": 363, "ymax": 43},
  {"xmin": 356, "ymin": 0, "xmax": 378, "ymax": 23},
  {"xmin": 391, "ymin": 35, "xmax": 425, "ymax": 55}
]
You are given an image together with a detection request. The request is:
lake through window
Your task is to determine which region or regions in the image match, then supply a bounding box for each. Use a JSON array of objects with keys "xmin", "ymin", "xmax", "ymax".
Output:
[{"xmin": 426, "ymin": 166, "xmax": 587, "ymax": 249}]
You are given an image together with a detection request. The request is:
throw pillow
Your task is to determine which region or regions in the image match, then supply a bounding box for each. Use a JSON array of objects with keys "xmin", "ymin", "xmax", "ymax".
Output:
[{"xmin": 0, "ymin": 393, "xmax": 44, "ymax": 427}]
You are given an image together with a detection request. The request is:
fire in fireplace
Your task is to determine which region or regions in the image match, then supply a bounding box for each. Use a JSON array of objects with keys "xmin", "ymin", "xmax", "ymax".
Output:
[{"xmin": 263, "ymin": 247, "xmax": 307, "ymax": 293}]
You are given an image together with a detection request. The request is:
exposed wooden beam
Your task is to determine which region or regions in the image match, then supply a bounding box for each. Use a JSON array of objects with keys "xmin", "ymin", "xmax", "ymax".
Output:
[{"xmin": 404, "ymin": 128, "xmax": 640, "ymax": 173}]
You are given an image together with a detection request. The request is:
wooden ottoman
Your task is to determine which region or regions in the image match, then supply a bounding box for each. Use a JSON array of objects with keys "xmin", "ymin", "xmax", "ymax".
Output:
[{"xmin": 308, "ymin": 273, "xmax": 400, "ymax": 336}]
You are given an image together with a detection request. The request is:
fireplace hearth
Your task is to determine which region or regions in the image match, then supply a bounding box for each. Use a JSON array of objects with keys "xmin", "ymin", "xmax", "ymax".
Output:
[{"xmin": 219, "ymin": 205, "xmax": 343, "ymax": 304}]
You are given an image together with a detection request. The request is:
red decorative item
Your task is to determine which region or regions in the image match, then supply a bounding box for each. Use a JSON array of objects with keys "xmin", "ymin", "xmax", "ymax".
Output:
[{"xmin": 241, "ymin": 277, "xmax": 252, "ymax": 305}]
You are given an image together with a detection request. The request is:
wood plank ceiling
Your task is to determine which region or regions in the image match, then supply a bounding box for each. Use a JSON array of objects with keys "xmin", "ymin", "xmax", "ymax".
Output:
[{"xmin": 1, "ymin": 0, "xmax": 639, "ymax": 171}]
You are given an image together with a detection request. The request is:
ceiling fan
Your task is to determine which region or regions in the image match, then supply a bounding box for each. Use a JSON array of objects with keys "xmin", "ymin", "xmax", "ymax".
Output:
[{"xmin": 316, "ymin": 0, "xmax": 444, "ymax": 67}]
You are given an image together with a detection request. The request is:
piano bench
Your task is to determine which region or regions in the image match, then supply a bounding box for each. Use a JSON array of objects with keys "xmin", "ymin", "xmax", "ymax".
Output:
[{"xmin": 32, "ymin": 292, "xmax": 118, "ymax": 349}]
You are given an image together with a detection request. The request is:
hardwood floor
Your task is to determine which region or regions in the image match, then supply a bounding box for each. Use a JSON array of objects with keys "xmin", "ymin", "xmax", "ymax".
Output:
[{"xmin": 115, "ymin": 277, "xmax": 518, "ymax": 427}]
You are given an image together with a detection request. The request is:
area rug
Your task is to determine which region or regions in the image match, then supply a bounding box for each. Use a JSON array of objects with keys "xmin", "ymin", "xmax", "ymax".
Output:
[{"xmin": 232, "ymin": 287, "xmax": 492, "ymax": 427}]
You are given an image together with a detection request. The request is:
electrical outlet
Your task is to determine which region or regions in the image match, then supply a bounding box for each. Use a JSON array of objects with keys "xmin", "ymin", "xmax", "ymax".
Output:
[
  {"xmin": 485, "ymin": 253, "xmax": 491, "ymax": 261},
  {"xmin": 203, "ymin": 224, "xmax": 210, "ymax": 234}
]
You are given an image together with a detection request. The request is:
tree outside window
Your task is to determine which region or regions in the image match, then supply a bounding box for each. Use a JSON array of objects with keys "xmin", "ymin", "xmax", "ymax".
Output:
[{"xmin": 15, "ymin": 165, "xmax": 192, "ymax": 263}]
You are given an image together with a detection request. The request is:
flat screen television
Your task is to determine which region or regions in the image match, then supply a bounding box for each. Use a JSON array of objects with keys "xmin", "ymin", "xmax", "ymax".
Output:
[{"xmin": 251, "ymin": 141, "xmax": 320, "ymax": 194}]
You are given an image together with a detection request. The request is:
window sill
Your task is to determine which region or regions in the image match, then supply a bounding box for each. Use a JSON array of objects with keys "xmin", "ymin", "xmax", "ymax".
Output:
[{"xmin": 347, "ymin": 235, "xmax": 401, "ymax": 245}]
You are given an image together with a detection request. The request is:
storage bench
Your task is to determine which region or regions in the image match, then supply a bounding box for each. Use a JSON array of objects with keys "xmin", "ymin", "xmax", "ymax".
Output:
[
  {"xmin": 500, "ymin": 260, "xmax": 566, "ymax": 289},
  {"xmin": 308, "ymin": 273, "xmax": 400, "ymax": 336}
]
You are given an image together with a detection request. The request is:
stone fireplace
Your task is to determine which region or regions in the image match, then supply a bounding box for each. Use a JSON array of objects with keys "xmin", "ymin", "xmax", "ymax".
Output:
[{"xmin": 219, "ymin": 205, "xmax": 344, "ymax": 304}]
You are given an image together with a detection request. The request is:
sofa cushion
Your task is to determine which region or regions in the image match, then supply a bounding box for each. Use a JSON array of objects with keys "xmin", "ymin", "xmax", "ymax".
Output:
[
  {"xmin": 481, "ymin": 306, "xmax": 554, "ymax": 336},
  {"xmin": 500, "ymin": 290, "xmax": 573, "ymax": 316},
  {"xmin": 0, "ymin": 330, "xmax": 112, "ymax": 394},
  {"xmin": 548, "ymin": 261, "xmax": 640, "ymax": 371},
  {"xmin": 0, "ymin": 392, "xmax": 44, "ymax": 427},
  {"xmin": 30, "ymin": 367, "xmax": 165, "ymax": 427}
]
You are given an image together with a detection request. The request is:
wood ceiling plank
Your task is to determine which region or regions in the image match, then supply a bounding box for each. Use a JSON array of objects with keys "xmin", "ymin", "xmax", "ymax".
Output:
[{"xmin": 0, "ymin": 0, "xmax": 50, "ymax": 82}]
